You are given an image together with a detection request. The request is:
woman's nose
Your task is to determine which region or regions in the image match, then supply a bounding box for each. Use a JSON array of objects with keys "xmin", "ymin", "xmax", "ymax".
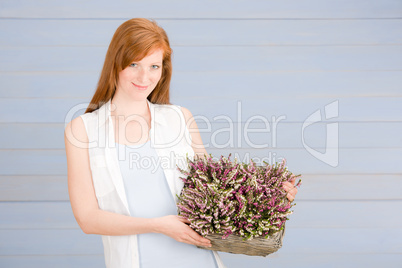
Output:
[{"xmin": 137, "ymin": 68, "xmax": 149, "ymax": 83}]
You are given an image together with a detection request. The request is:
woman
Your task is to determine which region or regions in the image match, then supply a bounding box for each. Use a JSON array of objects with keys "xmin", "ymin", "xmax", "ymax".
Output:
[{"xmin": 64, "ymin": 18, "xmax": 298, "ymax": 268}]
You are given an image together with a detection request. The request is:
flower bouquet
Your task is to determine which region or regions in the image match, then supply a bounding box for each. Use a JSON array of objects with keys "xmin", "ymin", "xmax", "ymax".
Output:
[{"xmin": 176, "ymin": 154, "xmax": 302, "ymax": 257}]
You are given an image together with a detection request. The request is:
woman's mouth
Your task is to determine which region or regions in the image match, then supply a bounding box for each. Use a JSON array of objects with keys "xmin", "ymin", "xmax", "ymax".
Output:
[{"xmin": 132, "ymin": 83, "xmax": 148, "ymax": 91}]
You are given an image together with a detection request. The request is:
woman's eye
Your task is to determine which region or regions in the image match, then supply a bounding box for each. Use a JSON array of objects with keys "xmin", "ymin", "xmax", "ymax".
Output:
[
  {"xmin": 151, "ymin": 65, "xmax": 160, "ymax": 69},
  {"xmin": 130, "ymin": 63, "xmax": 138, "ymax": 67}
]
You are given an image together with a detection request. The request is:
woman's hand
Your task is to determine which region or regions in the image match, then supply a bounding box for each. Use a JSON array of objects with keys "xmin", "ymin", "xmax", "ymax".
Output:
[
  {"xmin": 153, "ymin": 215, "xmax": 212, "ymax": 248},
  {"xmin": 282, "ymin": 178, "xmax": 298, "ymax": 202}
]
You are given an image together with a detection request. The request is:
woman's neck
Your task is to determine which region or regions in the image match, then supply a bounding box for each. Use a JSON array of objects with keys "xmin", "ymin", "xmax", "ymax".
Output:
[{"xmin": 110, "ymin": 95, "xmax": 150, "ymax": 119}]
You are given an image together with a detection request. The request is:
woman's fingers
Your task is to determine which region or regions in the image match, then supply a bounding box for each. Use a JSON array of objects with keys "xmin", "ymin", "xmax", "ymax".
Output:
[
  {"xmin": 282, "ymin": 181, "xmax": 292, "ymax": 191},
  {"xmin": 187, "ymin": 231, "xmax": 212, "ymax": 247},
  {"xmin": 287, "ymin": 192, "xmax": 295, "ymax": 202},
  {"xmin": 176, "ymin": 215, "xmax": 191, "ymax": 224},
  {"xmin": 283, "ymin": 181, "xmax": 298, "ymax": 202},
  {"xmin": 181, "ymin": 219, "xmax": 212, "ymax": 247},
  {"xmin": 174, "ymin": 216, "xmax": 212, "ymax": 247}
]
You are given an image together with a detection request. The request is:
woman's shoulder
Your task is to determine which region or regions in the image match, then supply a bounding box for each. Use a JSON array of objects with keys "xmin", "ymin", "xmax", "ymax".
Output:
[
  {"xmin": 64, "ymin": 105, "xmax": 102, "ymax": 143},
  {"xmin": 64, "ymin": 115, "xmax": 89, "ymax": 148},
  {"xmin": 153, "ymin": 103, "xmax": 194, "ymax": 124},
  {"xmin": 177, "ymin": 106, "xmax": 192, "ymax": 118}
]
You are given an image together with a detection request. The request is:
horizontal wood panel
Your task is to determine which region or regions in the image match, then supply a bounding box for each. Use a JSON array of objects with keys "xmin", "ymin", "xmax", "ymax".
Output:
[
  {"xmin": 1, "ymin": 253, "xmax": 401, "ymax": 268},
  {"xmin": 0, "ymin": 229, "xmax": 103, "ymax": 255},
  {"xmin": 172, "ymin": 71, "xmax": 402, "ymax": 99},
  {"xmin": 0, "ymin": 0, "xmax": 400, "ymax": 19},
  {"xmin": 1, "ymin": 71, "xmax": 402, "ymax": 99},
  {"xmin": 0, "ymin": 72, "xmax": 98, "ymax": 98},
  {"xmin": 219, "ymin": 252, "xmax": 402, "ymax": 268},
  {"xmin": 0, "ymin": 148, "xmax": 401, "ymax": 175},
  {"xmin": 0, "ymin": 174, "xmax": 402, "ymax": 201},
  {"xmin": 1, "ymin": 175, "xmax": 400, "ymax": 201},
  {"xmin": 285, "ymin": 201, "xmax": 402, "ymax": 228},
  {"xmin": 1, "ymin": 46, "xmax": 401, "ymax": 73},
  {"xmin": 0, "ymin": 228, "xmax": 400, "ymax": 256},
  {"xmin": 1, "ymin": 200, "xmax": 401, "ymax": 229},
  {"xmin": 0, "ymin": 176, "xmax": 67, "ymax": 201},
  {"xmin": 0, "ymin": 97, "xmax": 401, "ymax": 123},
  {"xmin": 0, "ymin": 124, "xmax": 64, "ymax": 149},
  {"xmin": 177, "ymin": 97, "xmax": 402, "ymax": 123},
  {"xmin": 183, "ymin": 121, "xmax": 402, "ymax": 150},
  {"xmin": 1, "ymin": 122, "xmax": 401, "ymax": 149},
  {"xmin": 0, "ymin": 202, "xmax": 77, "ymax": 229},
  {"xmin": 295, "ymin": 174, "xmax": 402, "ymax": 200},
  {"xmin": 0, "ymin": 256, "xmax": 105, "ymax": 268},
  {"xmin": 278, "ymin": 228, "xmax": 402, "ymax": 254},
  {"xmin": 207, "ymin": 147, "xmax": 402, "ymax": 174},
  {"xmin": 0, "ymin": 150, "xmax": 67, "ymax": 175},
  {"xmin": 170, "ymin": 71, "xmax": 402, "ymax": 99},
  {"xmin": 1, "ymin": 19, "xmax": 402, "ymax": 47}
]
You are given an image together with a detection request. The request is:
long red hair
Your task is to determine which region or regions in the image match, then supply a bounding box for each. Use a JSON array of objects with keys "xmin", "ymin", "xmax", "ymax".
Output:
[{"xmin": 85, "ymin": 18, "xmax": 172, "ymax": 113}]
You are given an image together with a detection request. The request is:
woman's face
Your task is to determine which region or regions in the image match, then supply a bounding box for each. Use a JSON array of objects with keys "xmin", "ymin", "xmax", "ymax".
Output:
[{"xmin": 116, "ymin": 48, "xmax": 164, "ymax": 101}]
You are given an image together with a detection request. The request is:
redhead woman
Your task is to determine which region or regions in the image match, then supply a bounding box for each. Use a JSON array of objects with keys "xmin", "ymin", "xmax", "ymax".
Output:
[{"xmin": 64, "ymin": 18, "xmax": 298, "ymax": 268}]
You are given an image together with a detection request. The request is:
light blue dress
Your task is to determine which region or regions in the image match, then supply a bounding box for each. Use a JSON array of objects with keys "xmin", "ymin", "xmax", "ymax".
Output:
[{"xmin": 116, "ymin": 141, "xmax": 218, "ymax": 268}]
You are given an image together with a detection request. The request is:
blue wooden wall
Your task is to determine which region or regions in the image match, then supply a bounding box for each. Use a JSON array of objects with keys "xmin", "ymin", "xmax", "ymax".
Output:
[{"xmin": 0, "ymin": 1, "xmax": 401, "ymax": 267}]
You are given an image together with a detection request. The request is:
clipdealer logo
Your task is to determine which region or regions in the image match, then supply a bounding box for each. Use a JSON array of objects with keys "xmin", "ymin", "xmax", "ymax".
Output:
[
  {"xmin": 302, "ymin": 100, "xmax": 339, "ymax": 167},
  {"xmin": 64, "ymin": 100, "xmax": 340, "ymax": 168}
]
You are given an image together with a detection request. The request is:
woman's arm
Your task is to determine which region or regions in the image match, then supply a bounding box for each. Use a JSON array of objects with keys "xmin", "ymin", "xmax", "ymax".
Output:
[
  {"xmin": 65, "ymin": 116, "xmax": 156, "ymax": 235},
  {"xmin": 180, "ymin": 106, "xmax": 208, "ymax": 159},
  {"xmin": 64, "ymin": 116, "xmax": 211, "ymax": 247}
]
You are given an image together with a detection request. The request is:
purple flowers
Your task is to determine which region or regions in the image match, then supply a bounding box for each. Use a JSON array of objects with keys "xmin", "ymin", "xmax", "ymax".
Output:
[{"xmin": 176, "ymin": 154, "xmax": 302, "ymax": 240}]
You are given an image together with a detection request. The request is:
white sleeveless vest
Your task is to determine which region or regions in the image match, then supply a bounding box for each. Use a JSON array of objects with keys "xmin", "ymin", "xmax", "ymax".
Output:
[{"xmin": 80, "ymin": 99, "xmax": 226, "ymax": 268}]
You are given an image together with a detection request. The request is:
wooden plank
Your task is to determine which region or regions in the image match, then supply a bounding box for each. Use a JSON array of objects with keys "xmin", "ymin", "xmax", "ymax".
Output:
[
  {"xmin": 1, "ymin": 71, "xmax": 401, "ymax": 99},
  {"xmin": 219, "ymin": 252, "xmax": 402, "ymax": 268},
  {"xmin": 0, "ymin": 229, "xmax": 103, "ymax": 255},
  {"xmin": 1, "ymin": 200, "xmax": 401, "ymax": 229},
  {"xmin": 176, "ymin": 97, "xmax": 402, "ymax": 123},
  {"xmin": 0, "ymin": 202, "xmax": 78, "ymax": 229},
  {"xmin": 0, "ymin": 0, "xmax": 400, "ymax": 19},
  {"xmin": 164, "ymin": 19, "xmax": 402, "ymax": 46},
  {"xmin": 172, "ymin": 71, "xmax": 402, "ymax": 99},
  {"xmin": 198, "ymin": 121, "xmax": 402, "ymax": 150},
  {"xmin": 1, "ymin": 253, "xmax": 401, "ymax": 268},
  {"xmin": 278, "ymin": 228, "xmax": 402, "ymax": 254},
  {"xmin": 295, "ymin": 174, "xmax": 402, "ymax": 200},
  {"xmin": 0, "ymin": 124, "xmax": 64, "ymax": 149},
  {"xmin": 171, "ymin": 46, "xmax": 402, "ymax": 72},
  {"xmin": 1, "ymin": 174, "xmax": 400, "ymax": 201},
  {"xmin": 0, "ymin": 150, "xmax": 67, "ymax": 175},
  {"xmin": 0, "ymin": 176, "xmax": 68, "ymax": 201},
  {"xmin": 0, "ymin": 256, "xmax": 105, "ymax": 268},
  {"xmin": 0, "ymin": 97, "xmax": 401, "ymax": 123},
  {"xmin": 206, "ymin": 147, "xmax": 402, "ymax": 174},
  {"xmin": 0, "ymin": 72, "xmax": 98, "ymax": 98},
  {"xmin": 0, "ymin": 148, "xmax": 401, "ymax": 175},
  {"xmin": 0, "ymin": 99, "xmax": 87, "ymax": 123},
  {"xmin": 0, "ymin": 228, "xmax": 400, "ymax": 256},
  {"xmin": 286, "ymin": 201, "xmax": 402, "ymax": 228},
  {"xmin": 0, "ymin": 122, "xmax": 401, "ymax": 149},
  {"xmin": 1, "ymin": 46, "xmax": 401, "ymax": 73},
  {"xmin": 1, "ymin": 19, "xmax": 402, "ymax": 47},
  {"xmin": 1, "ymin": 174, "xmax": 401, "ymax": 201}
]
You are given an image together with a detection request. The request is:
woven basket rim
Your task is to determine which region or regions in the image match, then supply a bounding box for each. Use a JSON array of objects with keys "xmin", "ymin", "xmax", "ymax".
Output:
[{"xmin": 197, "ymin": 224, "xmax": 286, "ymax": 257}]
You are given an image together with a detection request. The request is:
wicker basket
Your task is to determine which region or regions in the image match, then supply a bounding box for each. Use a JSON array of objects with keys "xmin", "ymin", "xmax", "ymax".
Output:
[{"xmin": 197, "ymin": 224, "xmax": 286, "ymax": 257}]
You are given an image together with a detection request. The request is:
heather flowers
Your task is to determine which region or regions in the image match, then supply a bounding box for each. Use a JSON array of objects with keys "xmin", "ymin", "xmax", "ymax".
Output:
[{"xmin": 176, "ymin": 154, "xmax": 302, "ymax": 241}]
